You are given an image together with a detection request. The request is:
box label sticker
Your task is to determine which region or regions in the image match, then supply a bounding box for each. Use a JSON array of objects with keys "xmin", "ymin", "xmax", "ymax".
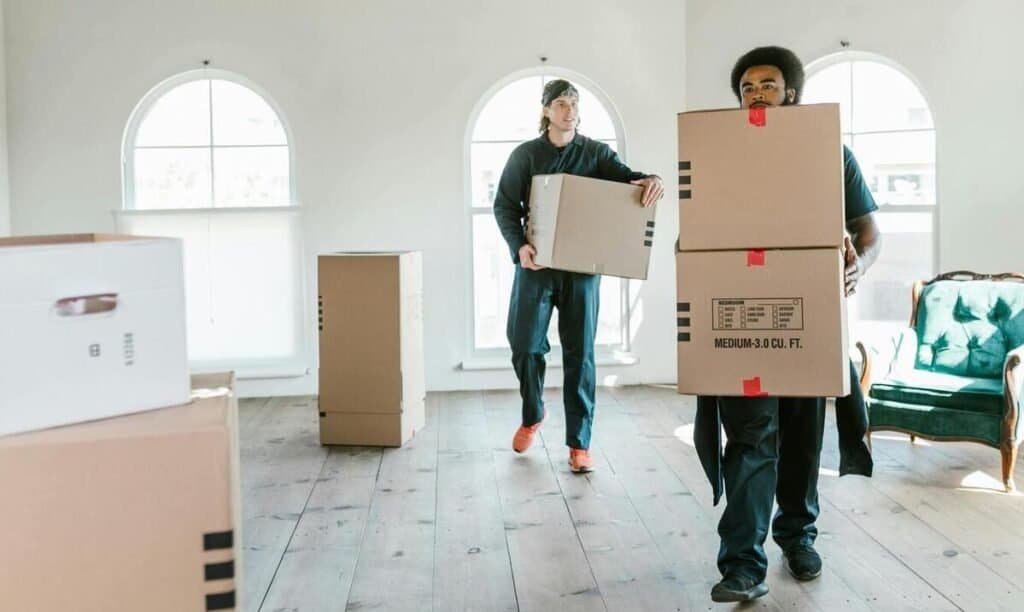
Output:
[
  {"xmin": 712, "ymin": 298, "xmax": 804, "ymax": 331},
  {"xmin": 713, "ymin": 337, "xmax": 804, "ymax": 350}
]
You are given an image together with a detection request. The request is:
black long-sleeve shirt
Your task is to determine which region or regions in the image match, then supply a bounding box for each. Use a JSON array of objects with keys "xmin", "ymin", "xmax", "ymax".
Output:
[{"xmin": 493, "ymin": 132, "xmax": 650, "ymax": 263}]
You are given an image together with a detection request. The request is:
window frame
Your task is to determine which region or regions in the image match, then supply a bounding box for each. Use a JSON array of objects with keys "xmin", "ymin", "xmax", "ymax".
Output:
[
  {"xmin": 462, "ymin": 67, "xmax": 636, "ymax": 367},
  {"xmin": 119, "ymin": 69, "xmax": 306, "ymax": 378},
  {"xmin": 121, "ymin": 68, "xmax": 298, "ymax": 211},
  {"xmin": 805, "ymin": 51, "xmax": 940, "ymax": 301}
]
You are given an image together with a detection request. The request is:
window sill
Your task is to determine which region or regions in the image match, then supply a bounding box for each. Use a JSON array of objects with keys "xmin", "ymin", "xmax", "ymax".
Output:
[
  {"xmin": 116, "ymin": 205, "xmax": 301, "ymax": 216},
  {"xmin": 460, "ymin": 350, "xmax": 638, "ymax": 371},
  {"xmin": 190, "ymin": 360, "xmax": 309, "ymax": 380}
]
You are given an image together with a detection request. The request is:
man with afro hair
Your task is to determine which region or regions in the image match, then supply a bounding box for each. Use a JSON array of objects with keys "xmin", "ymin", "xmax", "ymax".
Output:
[{"xmin": 696, "ymin": 46, "xmax": 882, "ymax": 603}]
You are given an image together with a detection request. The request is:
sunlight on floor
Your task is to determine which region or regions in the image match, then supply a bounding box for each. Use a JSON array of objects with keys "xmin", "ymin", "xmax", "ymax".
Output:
[
  {"xmin": 673, "ymin": 423, "xmax": 695, "ymax": 448},
  {"xmin": 957, "ymin": 470, "xmax": 1022, "ymax": 496}
]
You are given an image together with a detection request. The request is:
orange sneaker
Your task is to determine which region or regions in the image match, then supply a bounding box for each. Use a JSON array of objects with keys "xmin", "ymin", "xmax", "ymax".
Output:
[
  {"xmin": 512, "ymin": 414, "xmax": 545, "ymax": 453},
  {"xmin": 568, "ymin": 448, "xmax": 594, "ymax": 473}
]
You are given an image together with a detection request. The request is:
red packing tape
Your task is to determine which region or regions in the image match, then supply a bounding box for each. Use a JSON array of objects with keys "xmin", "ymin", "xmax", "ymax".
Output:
[
  {"xmin": 743, "ymin": 377, "xmax": 769, "ymax": 397},
  {"xmin": 749, "ymin": 107, "xmax": 767, "ymax": 127},
  {"xmin": 747, "ymin": 249, "xmax": 766, "ymax": 267}
]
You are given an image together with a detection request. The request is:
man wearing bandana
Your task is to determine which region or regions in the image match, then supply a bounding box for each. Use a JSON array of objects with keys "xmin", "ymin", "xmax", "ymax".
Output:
[{"xmin": 493, "ymin": 78, "xmax": 664, "ymax": 473}]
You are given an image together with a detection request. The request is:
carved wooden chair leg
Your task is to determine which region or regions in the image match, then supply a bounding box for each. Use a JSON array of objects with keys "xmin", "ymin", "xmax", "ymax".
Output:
[{"xmin": 1003, "ymin": 442, "xmax": 1018, "ymax": 493}]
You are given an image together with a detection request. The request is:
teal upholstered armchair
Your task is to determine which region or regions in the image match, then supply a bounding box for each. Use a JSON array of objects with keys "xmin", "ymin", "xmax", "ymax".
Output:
[{"xmin": 857, "ymin": 272, "xmax": 1024, "ymax": 491}]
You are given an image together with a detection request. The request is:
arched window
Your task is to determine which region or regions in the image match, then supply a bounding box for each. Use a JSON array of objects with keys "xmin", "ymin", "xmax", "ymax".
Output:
[
  {"xmin": 804, "ymin": 54, "xmax": 936, "ymax": 332},
  {"xmin": 467, "ymin": 70, "xmax": 631, "ymax": 358},
  {"xmin": 119, "ymin": 70, "xmax": 305, "ymax": 373}
]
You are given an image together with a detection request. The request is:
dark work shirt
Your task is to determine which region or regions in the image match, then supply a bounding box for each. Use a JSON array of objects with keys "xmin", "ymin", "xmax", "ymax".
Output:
[
  {"xmin": 493, "ymin": 132, "xmax": 649, "ymax": 263},
  {"xmin": 843, "ymin": 145, "xmax": 879, "ymax": 222}
]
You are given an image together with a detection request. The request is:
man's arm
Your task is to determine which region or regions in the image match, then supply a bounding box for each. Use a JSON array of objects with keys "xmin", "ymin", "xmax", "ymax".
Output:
[
  {"xmin": 596, "ymin": 145, "xmax": 664, "ymax": 206},
  {"xmin": 493, "ymin": 149, "xmax": 530, "ymax": 264},
  {"xmin": 596, "ymin": 144, "xmax": 647, "ymax": 183},
  {"xmin": 842, "ymin": 146, "xmax": 882, "ymax": 295},
  {"xmin": 844, "ymin": 212, "xmax": 882, "ymax": 296}
]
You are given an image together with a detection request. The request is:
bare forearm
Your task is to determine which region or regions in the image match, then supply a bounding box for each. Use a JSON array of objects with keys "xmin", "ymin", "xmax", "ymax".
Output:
[
  {"xmin": 854, "ymin": 232, "xmax": 881, "ymax": 272},
  {"xmin": 848, "ymin": 213, "xmax": 881, "ymax": 271}
]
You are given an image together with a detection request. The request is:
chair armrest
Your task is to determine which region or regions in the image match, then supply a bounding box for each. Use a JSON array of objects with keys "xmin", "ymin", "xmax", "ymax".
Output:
[
  {"xmin": 856, "ymin": 328, "xmax": 917, "ymax": 391},
  {"xmin": 1004, "ymin": 346, "xmax": 1024, "ymax": 440}
]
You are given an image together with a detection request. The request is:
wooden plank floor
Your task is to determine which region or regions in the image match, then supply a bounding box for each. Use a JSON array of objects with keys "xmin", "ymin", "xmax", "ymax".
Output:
[{"xmin": 239, "ymin": 388, "xmax": 1024, "ymax": 611}]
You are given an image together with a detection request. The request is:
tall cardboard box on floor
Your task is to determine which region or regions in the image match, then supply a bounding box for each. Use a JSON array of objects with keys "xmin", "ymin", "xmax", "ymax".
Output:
[
  {"xmin": 0, "ymin": 233, "xmax": 190, "ymax": 436},
  {"xmin": 676, "ymin": 249, "xmax": 849, "ymax": 397},
  {"xmin": 318, "ymin": 251, "xmax": 425, "ymax": 446},
  {"xmin": 677, "ymin": 104, "xmax": 845, "ymax": 251},
  {"xmin": 0, "ymin": 373, "xmax": 242, "ymax": 612},
  {"xmin": 528, "ymin": 173, "xmax": 658, "ymax": 279}
]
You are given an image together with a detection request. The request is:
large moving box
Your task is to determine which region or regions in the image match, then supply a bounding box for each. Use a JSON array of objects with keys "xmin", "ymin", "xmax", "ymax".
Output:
[
  {"xmin": 317, "ymin": 252, "xmax": 425, "ymax": 446},
  {"xmin": 0, "ymin": 373, "xmax": 241, "ymax": 612},
  {"xmin": 677, "ymin": 104, "xmax": 845, "ymax": 251},
  {"xmin": 528, "ymin": 173, "xmax": 658, "ymax": 279},
  {"xmin": 676, "ymin": 249, "xmax": 849, "ymax": 397},
  {"xmin": 0, "ymin": 233, "xmax": 189, "ymax": 436},
  {"xmin": 676, "ymin": 104, "xmax": 850, "ymax": 397}
]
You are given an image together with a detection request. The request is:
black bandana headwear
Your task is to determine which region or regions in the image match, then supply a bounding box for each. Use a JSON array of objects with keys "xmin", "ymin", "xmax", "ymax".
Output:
[{"xmin": 542, "ymin": 79, "xmax": 579, "ymax": 106}]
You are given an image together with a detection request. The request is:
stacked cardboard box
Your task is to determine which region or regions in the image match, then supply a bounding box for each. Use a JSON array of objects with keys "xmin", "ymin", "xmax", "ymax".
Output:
[
  {"xmin": 0, "ymin": 373, "xmax": 242, "ymax": 612},
  {"xmin": 317, "ymin": 251, "xmax": 426, "ymax": 446},
  {"xmin": 527, "ymin": 173, "xmax": 658, "ymax": 280},
  {"xmin": 676, "ymin": 104, "xmax": 850, "ymax": 397},
  {"xmin": 0, "ymin": 233, "xmax": 190, "ymax": 435}
]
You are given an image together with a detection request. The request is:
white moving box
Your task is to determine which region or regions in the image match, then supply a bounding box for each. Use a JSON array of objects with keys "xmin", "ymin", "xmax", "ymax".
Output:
[{"xmin": 0, "ymin": 234, "xmax": 190, "ymax": 436}]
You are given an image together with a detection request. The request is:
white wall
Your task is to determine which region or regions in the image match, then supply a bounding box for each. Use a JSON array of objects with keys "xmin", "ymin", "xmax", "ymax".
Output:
[
  {"xmin": 687, "ymin": 0, "xmax": 1023, "ymax": 276},
  {"xmin": 0, "ymin": 0, "xmax": 11, "ymax": 237},
  {"xmin": 3, "ymin": 0, "xmax": 686, "ymax": 395}
]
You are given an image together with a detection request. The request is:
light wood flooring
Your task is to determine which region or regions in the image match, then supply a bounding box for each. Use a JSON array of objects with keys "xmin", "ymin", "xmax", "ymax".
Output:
[{"xmin": 239, "ymin": 386, "xmax": 1024, "ymax": 611}]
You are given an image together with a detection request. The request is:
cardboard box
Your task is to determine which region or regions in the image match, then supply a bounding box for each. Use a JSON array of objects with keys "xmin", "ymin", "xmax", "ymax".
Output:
[
  {"xmin": 527, "ymin": 173, "xmax": 657, "ymax": 279},
  {"xmin": 0, "ymin": 233, "xmax": 190, "ymax": 436},
  {"xmin": 677, "ymin": 104, "xmax": 845, "ymax": 251},
  {"xmin": 0, "ymin": 373, "xmax": 241, "ymax": 612},
  {"xmin": 319, "ymin": 409, "xmax": 425, "ymax": 447},
  {"xmin": 317, "ymin": 251, "xmax": 425, "ymax": 446},
  {"xmin": 676, "ymin": 249, "xmax": 849, "ymax": 397}
]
